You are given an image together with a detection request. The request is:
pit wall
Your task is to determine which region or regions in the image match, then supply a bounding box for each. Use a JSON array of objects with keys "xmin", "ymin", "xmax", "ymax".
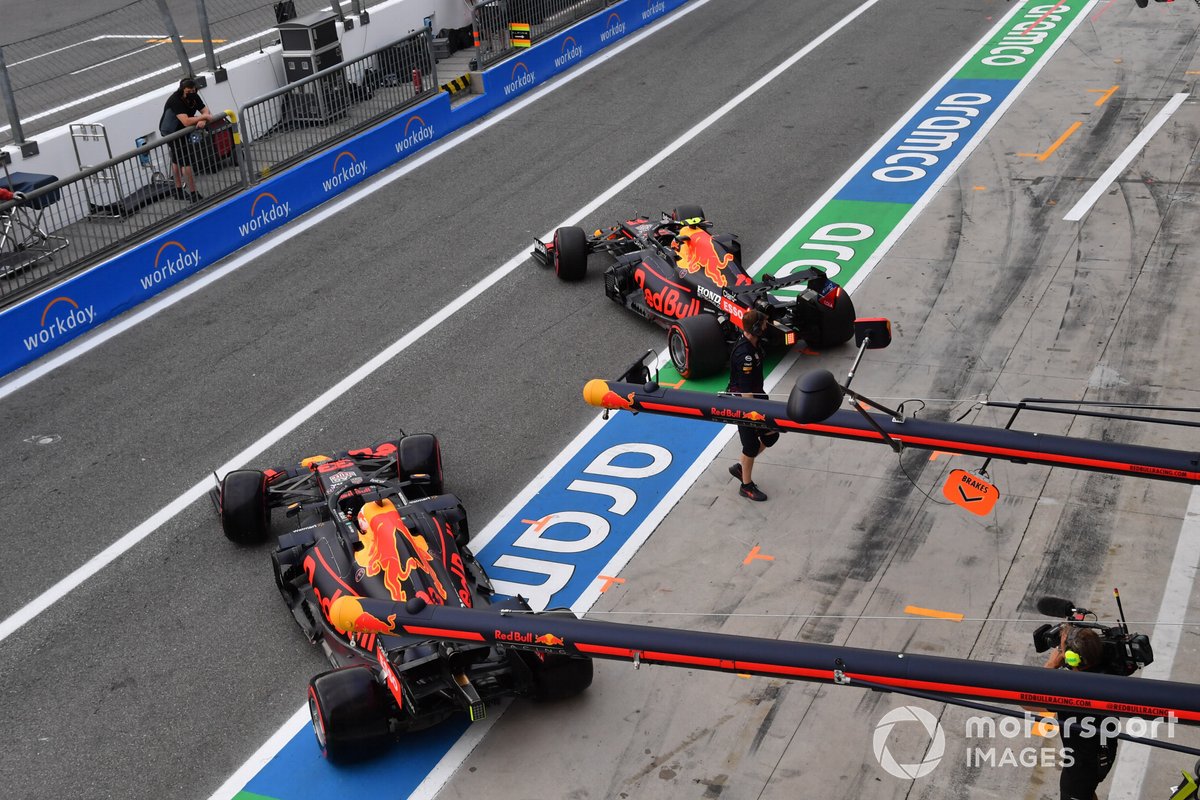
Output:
[{"xmin": 0, "ymin": 0, "xmax": 684, "ymax": 378}]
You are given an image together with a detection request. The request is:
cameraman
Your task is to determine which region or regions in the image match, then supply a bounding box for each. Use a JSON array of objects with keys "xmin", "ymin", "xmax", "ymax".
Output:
[{"xmin": 1043, "ymin": 626, "xmax": 1120, "ymax": 800}]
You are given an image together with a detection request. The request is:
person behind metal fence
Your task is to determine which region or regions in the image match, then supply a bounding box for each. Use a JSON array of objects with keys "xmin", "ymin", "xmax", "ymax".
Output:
[
  {"xmin": 161, "ymin": 78, "xmax": 213, "ymax": 203},
  {"xmin": 1043, "ymin": 626, "xmax": 1120, "ymax": 800},
  {"xmin": 726, "ymin": 308, "xmax": 779, "ymax": 502}
]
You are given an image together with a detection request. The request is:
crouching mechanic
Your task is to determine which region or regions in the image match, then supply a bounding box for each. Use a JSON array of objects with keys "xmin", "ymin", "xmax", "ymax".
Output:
[{"xmin": 727, "ymin": 309, "xmax": 779, "ymax": 501}]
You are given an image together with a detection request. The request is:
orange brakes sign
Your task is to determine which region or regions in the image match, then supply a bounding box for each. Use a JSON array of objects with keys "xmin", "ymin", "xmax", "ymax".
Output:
[{"xmin": 942, "ymin": 469, "xmax": 999, "ymax": 515}]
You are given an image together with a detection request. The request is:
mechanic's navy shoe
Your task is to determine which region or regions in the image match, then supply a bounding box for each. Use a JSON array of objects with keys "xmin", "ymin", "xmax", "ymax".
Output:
[
  {"xmin": 729, "ymin": 463, "xmax": 742, "ymax": 481},
  {"xmin": 739, "ymin": 481, "xmax": 767, "ymax": 502}
]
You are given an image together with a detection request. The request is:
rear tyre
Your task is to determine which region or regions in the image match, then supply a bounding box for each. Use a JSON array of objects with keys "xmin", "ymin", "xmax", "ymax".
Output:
[
  {"xmin": 804, "ymin": 290, "xmax": 856, "ymax": 349},
  {"xmin": 668, "ymin": 314, "xmax": 727, "ymax": 379},
  {"xmin": 398, "ymin": 433, "xmax": 444, "ymax": 496},
  {"xmin": 309, "ymin": 666, "xmax": 393, "ymax": 763},
  {"xmin": 522, "ymin": 652, "xmax": 594, "ymax": 701},
  {"xmin": 518, "ymin": 608, "xmax": 594, "ymax": 701},
  {"xmin": 673, "ymin": 204, "xmax": 706, "ymax": 223},
  {"xmin": 553, "ymin": 226, "xmax": 587, "ymax": 281},
  {"xmin": 220, "ymin": 470, "xmax": 270, "ymax": 545}
]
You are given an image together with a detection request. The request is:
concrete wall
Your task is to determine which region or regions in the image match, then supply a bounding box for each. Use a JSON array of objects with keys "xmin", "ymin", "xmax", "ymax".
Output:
[{"xmin": 0, "ymin": 0, "xmax": 471, "ymax": 181}]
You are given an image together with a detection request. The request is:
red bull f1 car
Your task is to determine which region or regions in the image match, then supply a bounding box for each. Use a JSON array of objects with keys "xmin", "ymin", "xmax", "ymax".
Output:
[
  {"xmin": 212, "ymin": 435, "xmax": 593, "ymax": 762},
  {"xmin": 532, "ymin": 205, "xmax": 857, "ymax": 378}
]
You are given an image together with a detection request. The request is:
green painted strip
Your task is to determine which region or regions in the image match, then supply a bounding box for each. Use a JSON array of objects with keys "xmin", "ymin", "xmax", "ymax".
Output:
[
  {"xmin": 232, "ymin": 791, "xmax": 281, "ymax": 800},
  {"xmin": 956, "ymin": 1, "xmax": 1089, "ymax": 80}
]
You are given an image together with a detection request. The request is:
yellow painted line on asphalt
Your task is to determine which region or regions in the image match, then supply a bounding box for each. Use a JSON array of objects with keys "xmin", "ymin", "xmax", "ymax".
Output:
[
  {"xmin": 904, "ymin": 604, "xmax": 964, "ymax": 621},
  {"xmin": 1017, "ymin": 121, "xmax": 1083, "ymax": 161},
  {"xmin": 1088, "ymin": 85, "xmax": 1119, "ymax": 106}
]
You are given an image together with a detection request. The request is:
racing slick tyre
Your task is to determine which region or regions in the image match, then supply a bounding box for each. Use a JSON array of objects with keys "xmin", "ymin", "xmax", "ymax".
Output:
[
  {"xmin": 220, "ymin": 469, "xmax": 270, "ymax": 545},
  {"xmin": 309, "ymin": 665, "xmax": 393, "ymax": 763},
  {"xmin": 517, "ymin": 608, "xmax": 594, "ymax": 701},
  {"xmin": 553, "ymin": 226, "xmax": 588, "ymax": 282},
  {"xmin": 668, "ymin": 313, "xmax": 727, "ymax": 379},
  {"xmin": 804, "ymin": 289, "xmax": 856, "ymax": 350},
  {"xmin": 521, "ymin": 652, "xmax": 594, "ymax": 701},
  {"xmin": 398, "ymin": 433, "xmax": 445, "ymax": 496},
  {"xmin": 672, "ymin": 204, "xmax": 706, "ymax": 223}
]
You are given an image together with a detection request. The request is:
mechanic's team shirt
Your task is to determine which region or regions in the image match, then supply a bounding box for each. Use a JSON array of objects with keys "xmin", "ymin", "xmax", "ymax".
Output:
[{"xmin": 727, "ymin": 336, "xmax": 765, "ymax": 394}]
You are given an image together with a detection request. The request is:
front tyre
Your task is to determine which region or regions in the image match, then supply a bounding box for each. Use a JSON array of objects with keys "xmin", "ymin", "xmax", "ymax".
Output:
[
  {"xmin": 668, "ymin": 314, "xmax": 727, "ymax": 379},
  {"xmin": 220, "ymin": 470, "xmax": 270, "ymax": 545},
  {"xmin": 309, "ymin": 666, "xmax": 393, "ymax": 763},
  {"xmin": 553, "ymin": 226, "xmax": 587, "ymax": 281}
]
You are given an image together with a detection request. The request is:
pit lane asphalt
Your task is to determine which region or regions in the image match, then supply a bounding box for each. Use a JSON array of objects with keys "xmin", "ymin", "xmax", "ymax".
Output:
[{"xmin": 0, "ymin": 1, "xmax": 1178, "ymax": 799}]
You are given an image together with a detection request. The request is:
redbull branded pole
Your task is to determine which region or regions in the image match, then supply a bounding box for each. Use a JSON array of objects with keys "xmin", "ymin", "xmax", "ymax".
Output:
[
  {"xmin": 580, "ymin": 378, "xmax": 1200, "ymax": 486},
  {"xmin": 330, "ymin": 596, "xmax": 1200, "ymax": 727}
]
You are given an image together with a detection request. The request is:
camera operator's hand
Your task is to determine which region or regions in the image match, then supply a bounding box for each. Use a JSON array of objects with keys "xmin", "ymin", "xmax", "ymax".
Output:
[{"xmin": 1043, "ymin": 625, "xmax": 1069, "ymax": 669}]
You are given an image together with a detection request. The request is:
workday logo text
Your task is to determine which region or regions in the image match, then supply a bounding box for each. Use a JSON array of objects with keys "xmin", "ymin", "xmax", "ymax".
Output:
[
  {"xmin": 21, "ymin": 296, "xmax": 96, "ymax": 352},
  {"xmin": 600, "ymin": 12, "xmax": 626, "ymax": 42},
  {"xmin": 239, "ymin": 192, "xmax": 291, "ymax": 238},
  {"xmin": 555, "ymin": 37, "xmax": 583, "ymax": 68},
  {"xmin": 323, "ymin": 152, "xmax": 368, "ymax": 192},
  {"xmin": 503, "ymin": 63, "xmax": 536, "ymax": 96},
  {"xmin": 395, "ymin": 115, "xmax": 435, "ymax": 154},
  {"xmin": 140, "ymin": 240, "xmax": 202, "ymax": 290}
]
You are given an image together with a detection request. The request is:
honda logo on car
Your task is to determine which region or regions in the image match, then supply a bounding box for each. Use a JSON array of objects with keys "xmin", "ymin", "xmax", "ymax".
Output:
[
  {"xmin": 21, "ymin": 296, "xmax": 96, "ymax": 352},
  {"xmin": 238, "ymin": 192, "xmax": 291, "ymax": 238},
  {"xmin": 555, "ymin": 37, "xmax": 583, "ymax": 68},
  {"xmin": 503, "ymin": 63, "xmax": 536, "ymax": 97},
  {"xmin": 322, "ymin": 152, "xmax": 368, "ymax": 192},
  {"xmin": 395, "ymin": 115, "xmax": 435, "ymax": 155},
  {"xmin": 140, "ymin": 240, "xmax": 202, "ymax": 290},
  {"xmin": 696, "ymin": 284, "xmax": 722, "ymax": 306}
]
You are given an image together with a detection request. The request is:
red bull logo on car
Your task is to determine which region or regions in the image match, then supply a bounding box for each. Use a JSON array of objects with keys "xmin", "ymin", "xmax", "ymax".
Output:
[
  {"xmin": 356, "ymin": 499, "xmax": 448, "ymax": 605},
  {"xmin": 322, "ymin": 151, "xmax": 368, "ymax": 192},
  {"xmin": 328, "ymin": 595, "xmax": 398, "ymax": 636},
  {"xmin": 675, "ymin": 227, "xmax": 737, "ymax": 287}
]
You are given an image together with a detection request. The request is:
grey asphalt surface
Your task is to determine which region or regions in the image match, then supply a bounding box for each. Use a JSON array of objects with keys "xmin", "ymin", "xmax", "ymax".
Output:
[
  {"xmin": 0, "ymin": 0, "xmax": 365, "ymax": 141},
  {"xmin": 1, "ymin": 1, "xmax": 1199, "ymax": 799}
]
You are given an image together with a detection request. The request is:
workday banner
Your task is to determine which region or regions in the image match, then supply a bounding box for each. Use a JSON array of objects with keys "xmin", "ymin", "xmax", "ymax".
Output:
[{"xmin": 0, "ymin": 0, "xmax": 686, "ymax": 380}]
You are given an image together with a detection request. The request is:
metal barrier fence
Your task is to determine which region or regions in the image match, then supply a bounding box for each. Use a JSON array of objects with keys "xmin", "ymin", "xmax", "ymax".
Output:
[
  {"xmin": 240, "ymin": 29, "xmax": 437, "ymax": 179},
  {"xmin": 472, "ymin": 0, "xmax": 610, "ymax": 69},
  {"xmin": 0, "ymin": 114, "xmax": 244, "ymax": 303},
  {"xmin": 0, "ymin": 0, "xmax": 386, "ymax": 146},
  {"xmin": 0, "ymin": 27, "xmax": 437, "ymax": 307}
]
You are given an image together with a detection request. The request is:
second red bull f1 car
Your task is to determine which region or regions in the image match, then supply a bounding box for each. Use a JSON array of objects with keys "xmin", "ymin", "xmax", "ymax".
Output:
[
  {"xmin": 532, "ymin": 205, "xmax": 857, "ymax": 378},
  {"xmin": 212, "ymin": 435, "xmax": 593, "ymax": 762}
]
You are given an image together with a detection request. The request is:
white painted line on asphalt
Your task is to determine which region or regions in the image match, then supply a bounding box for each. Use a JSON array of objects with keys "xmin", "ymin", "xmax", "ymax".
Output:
[
  {"xmin": 0, "ymin": 0, "xmax": 702, "ymax": 403},
  {"xmin": 4, "ymin": 0, "xmax": 886, "ymax": 654},
  {"xmin": 1062, "ymin": 92, "xmax": 1189, "ymax": 221},
  {"xmin": 203, "ymin": 2, "xmax": 892, "ymax": 796},
  {"xmin": 1105, "ymin": 485, "xmax": 1200, "ymax": 798}
]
